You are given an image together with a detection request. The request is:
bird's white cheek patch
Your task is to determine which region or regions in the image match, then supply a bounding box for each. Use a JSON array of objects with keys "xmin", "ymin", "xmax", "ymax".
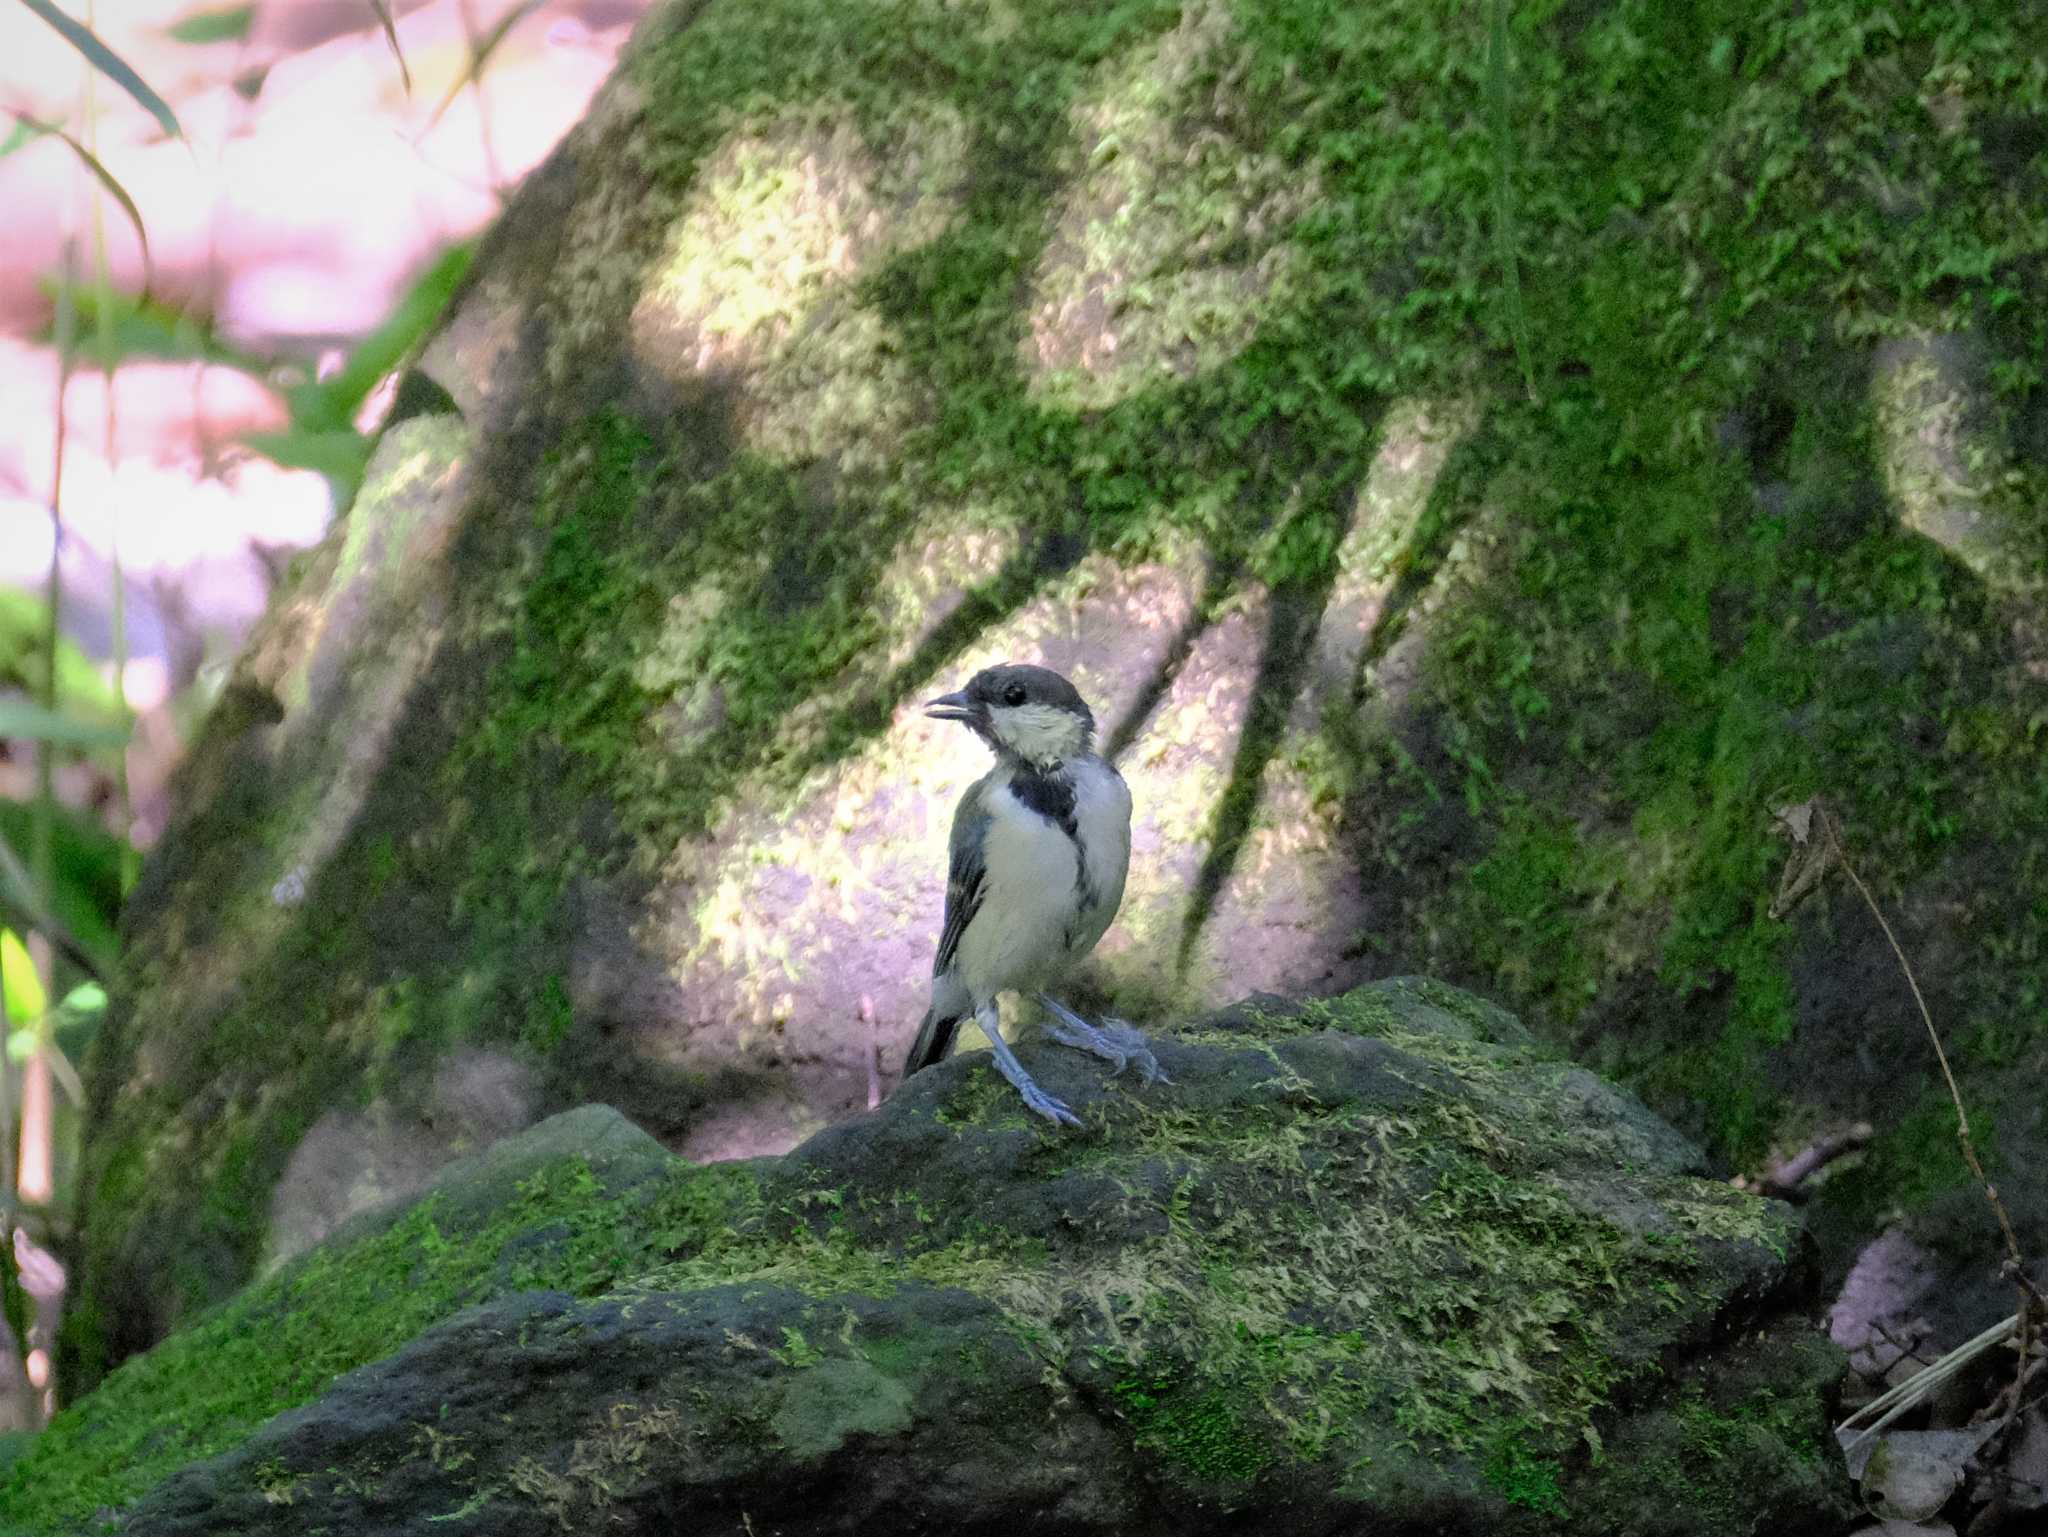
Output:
[{"xmin": 989, "ymin": 702, "xmax": 1085, "ymax": 764}]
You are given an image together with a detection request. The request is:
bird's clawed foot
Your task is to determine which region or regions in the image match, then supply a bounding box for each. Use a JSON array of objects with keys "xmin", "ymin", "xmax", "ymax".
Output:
[
  {"xmin": 1037, "ymin": 994, "xmax": 1172, "ymax": 1086},
  {"xmin": 979, "ymin": 1005, "xmax": 1082, "ymax": 1127}
]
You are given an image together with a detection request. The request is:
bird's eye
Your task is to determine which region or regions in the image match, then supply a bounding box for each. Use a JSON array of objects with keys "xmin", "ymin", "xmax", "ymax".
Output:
[{"xmin": 1002, "ymin": 682, "xmax": 1028, "ymax": 707}]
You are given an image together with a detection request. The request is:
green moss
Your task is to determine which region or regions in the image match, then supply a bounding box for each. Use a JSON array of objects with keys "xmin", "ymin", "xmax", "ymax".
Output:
[
  {"xmin": 1594, "ymin": 1369, "xmax": 1839, "ymax": 1533},
  {"xmin": 893, "ymin": 986, "xmax": 1791, "ymax": 1507},
  {"xmin": 1482, "ymin": 1424, "xmax": 1568, "ymax": 1518},
  {"xmin": 1673, "ymin": 1385, "xmax": 1821, "ymax": 1467},
  {"xmin": 1112, "ymin": 1371, "xmax": 1274, "ymax": 1482},
  {"xmin": 1454, "ymin": 803, "xmax": 1605, "ymax": 1027},
  {"xmin": 526, "ymin": 973, "xmax": 574, "ymax": 1055},
  {"xmin": 1851, "ymin": 1093, "xmax": 1993, "ymax": 1212},
  {"xmin": 9, "ymin": 1150, "xmax": 755, "ymax": 1533}
]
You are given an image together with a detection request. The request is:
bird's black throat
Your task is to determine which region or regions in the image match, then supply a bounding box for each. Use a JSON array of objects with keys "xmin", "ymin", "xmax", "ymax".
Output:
[{"xmin": 1009, "ymin": 764, "xmax": 1079, "ymax": 841}]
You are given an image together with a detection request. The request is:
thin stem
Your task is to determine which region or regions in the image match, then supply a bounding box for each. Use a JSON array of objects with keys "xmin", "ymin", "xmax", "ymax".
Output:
[
  {"xmin": 84, "ymin": 21, "xmax": 135, "ymax": 894},
  {"xmin": 1819, "ymin": 803, "xmax": 2040, "ymax": 1446},
  {"xmin": 1819, "ymin": 807, "xmax": 2023, "ymax": 1270}
]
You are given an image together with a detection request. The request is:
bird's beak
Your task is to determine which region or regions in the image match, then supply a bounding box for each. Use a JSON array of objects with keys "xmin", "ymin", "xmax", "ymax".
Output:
[{"xmin": 924, "ymin": 690, "xmax": 976, "ymax": 723}]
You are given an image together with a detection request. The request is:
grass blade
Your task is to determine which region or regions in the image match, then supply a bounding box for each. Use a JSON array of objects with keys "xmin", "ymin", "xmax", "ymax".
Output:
[
  {"xmin": 0, "ymin": 834, "xmax": 106, "ymax": 984},
  {"xmin": 288, "ymin": 240, "xmax": 474, "ymax": 428},
  {"xmin": 366, "ymin": 0, "xmax": 413, "ymax": 95},
  {"xmin": 426, "ymin": 0, "xmax": 543, "ymax": 131}
]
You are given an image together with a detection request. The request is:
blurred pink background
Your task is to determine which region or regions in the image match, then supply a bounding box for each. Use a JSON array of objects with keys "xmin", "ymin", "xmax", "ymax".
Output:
[{"xmin": 0, "ymin": 0, "xmax": 653, "ymax": 842}]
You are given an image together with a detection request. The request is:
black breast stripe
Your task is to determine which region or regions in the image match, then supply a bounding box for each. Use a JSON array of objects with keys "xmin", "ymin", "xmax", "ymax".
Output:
[
  {"xmin": 1012, "ymin": 767, "xmax": 1095, "ymax": 911},
  {"xmin": 1010, "ymin": 768, "xmax": 1078, "ymax": 838}
]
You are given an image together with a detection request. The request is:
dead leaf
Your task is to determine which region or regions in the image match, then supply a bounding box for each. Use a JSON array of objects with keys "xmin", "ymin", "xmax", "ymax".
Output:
[
  {"xmin": 1770, "ymin": 796, "xmax": 1837, "ymax": 919},
  {"xmin": 1774, "ymin": 798, "xmax": 1817, "ymax": 844}
]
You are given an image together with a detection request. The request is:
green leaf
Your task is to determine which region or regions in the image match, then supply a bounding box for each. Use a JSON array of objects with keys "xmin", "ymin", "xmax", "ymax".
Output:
[
  {"xmin": 0, "ymin": 588, "xmax": 123, "ymax": 716},
  {"xmin": 0, "ymin": 697, "xmax": 130, "ymax": 748},
  {"xmin": 166, "ymin": 4, "xmax": 253, "ymax": 44},
  {"xmin": 0, "ymin": 811, "xmax": 121, "ymax": 981},
  {"xmin": 241, "ymin": 427, "xmax": 372, "ymax": 501},
  {"xmin": 34, "ymin": 283, "xmax": 270, "ymax": 375},
  {"xmin": 1, "ymin": 928, "xmax": 46, "ymax": 1026},
  {"xmin": 3, "ymin": 110, "xmax": 154, "ymax": 286},
  {"xmin": 285, "ymin": 241, "xmax": 474, "ymax": 430},
  {"xmin": 52, "ymin": 983, "xmax": 106, "ymax": 1065},
  {"xmin": 58, "ymin": 981, "xmax": 106, "ymax": 1018},
  {"xmin": 17, "ymin": 0, "xmax": 183, "ymax": 140}
]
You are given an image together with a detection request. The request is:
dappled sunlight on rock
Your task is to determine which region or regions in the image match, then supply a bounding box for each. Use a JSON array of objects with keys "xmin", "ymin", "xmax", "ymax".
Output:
[
  {"xmin": 1311, "ymin": 397, "xmax": 1478, "ymax": 716},
  {"xmin": 631, "ymin": 109, "xmax": 968, "ymax": 469},
  {"xmin": 1110, "ymin": 403, "xmax": 1473, "ymax": 1009},
  {"xmin": 1872, "ymin": 329, "xmax": 2033, "ymax": 592},
  {"xmin": 256, "ymin": 420, "xmax": 471, "ymax": 892},
  {"xmin": 1023, "ymin": 0, "xmax": 1314, "ymax": 407}
]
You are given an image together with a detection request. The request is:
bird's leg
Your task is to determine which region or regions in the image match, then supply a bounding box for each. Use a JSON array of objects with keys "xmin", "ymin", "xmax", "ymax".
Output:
[
  {"xmin": 977, "ymin": 1002, "xmax": 1082, "ymax": 1128},
  {"xmin": 1037, "ymin": 994, "xmax": 1172, "ymax": 1086}
]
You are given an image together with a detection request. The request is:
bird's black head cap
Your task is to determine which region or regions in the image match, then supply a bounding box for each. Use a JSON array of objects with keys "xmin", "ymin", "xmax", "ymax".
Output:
[{"xmin": 926, "ymin": 663, "xmax": 1097, "ymax": 764}]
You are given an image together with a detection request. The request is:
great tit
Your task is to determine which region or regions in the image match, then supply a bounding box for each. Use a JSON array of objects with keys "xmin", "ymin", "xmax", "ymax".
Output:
[{"xmin": 898, "ymin": 663, "xmax": 1168, "ymax": 1126}]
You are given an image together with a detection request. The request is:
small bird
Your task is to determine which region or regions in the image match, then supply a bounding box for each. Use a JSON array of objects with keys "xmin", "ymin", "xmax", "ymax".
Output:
[{"xmin": 899, "ymin": 663, "xmax": 1168, "ymax": 1126}]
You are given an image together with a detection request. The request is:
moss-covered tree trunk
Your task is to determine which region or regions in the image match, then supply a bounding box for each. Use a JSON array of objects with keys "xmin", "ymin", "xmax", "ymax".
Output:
[{"xmin": 69, "ymin": 0, "xmax": 2048, "ymax": 1394}]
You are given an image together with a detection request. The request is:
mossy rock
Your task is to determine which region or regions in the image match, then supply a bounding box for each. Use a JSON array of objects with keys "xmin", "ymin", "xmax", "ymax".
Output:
[
  {"xmin": 70, "ymin": 0, "xmax": 2048, "ymax": 1405},
  {"xmin": 8, "ymin": 984, "xmax": 1853, "ymax": 1535}
]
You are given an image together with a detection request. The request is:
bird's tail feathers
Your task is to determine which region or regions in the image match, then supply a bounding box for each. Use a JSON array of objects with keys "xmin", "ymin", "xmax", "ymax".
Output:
[{"xmin": 900, "ymin": 1007, "xmax": 962, "ymax": 1080}]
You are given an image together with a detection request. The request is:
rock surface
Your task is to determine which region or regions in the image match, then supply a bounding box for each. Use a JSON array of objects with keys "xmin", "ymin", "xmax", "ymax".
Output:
[{"xmin": 10, "ymin": 983, "xmax": 1854, "ymax": 1535}]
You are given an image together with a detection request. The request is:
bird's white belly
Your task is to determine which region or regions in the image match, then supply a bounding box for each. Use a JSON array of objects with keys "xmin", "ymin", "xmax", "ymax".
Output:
[{"xmin": 957, "ymin": 798, "xmax": 1084, "ymax": 1000}]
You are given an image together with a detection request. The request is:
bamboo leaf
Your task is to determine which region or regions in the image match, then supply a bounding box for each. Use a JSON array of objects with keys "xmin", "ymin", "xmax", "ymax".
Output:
[
  {"xmin": 167, "ymin": 5, "xmax": 253, "ymax": 44},
  {"xmin": 35, "ymin": 282, "xmax": 271, "ymax": 375},
  {"xmin": 240, "ymin": 426, "xmax": 372, "ymax": 503},
  {"xmin": 17, "ymin": 0, "xmax": 182, "ymax": 140},
  {"xmin": 285, "ymin": 240, "xmax": 473, "ymax": 428},
  {"xmin": 4, "ymin": 110, "xmax": 153, "ymax": 288}
]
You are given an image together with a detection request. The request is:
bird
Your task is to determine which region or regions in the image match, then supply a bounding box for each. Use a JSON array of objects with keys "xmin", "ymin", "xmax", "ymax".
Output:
[{"xmin": 898, "ymin": 662, "xmax": 1169, "ymax": 1126}]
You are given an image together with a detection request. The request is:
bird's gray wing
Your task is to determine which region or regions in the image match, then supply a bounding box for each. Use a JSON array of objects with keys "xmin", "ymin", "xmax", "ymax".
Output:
[{"xmin": 932, "ymin": 777, "xmax": 993, "ymax": 980}]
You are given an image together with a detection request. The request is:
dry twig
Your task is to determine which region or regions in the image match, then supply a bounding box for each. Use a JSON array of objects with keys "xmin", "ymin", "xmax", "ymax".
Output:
[{"xmin": 1783, "ymin": 797, "xmax": 2046, "ymax": 1452}]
